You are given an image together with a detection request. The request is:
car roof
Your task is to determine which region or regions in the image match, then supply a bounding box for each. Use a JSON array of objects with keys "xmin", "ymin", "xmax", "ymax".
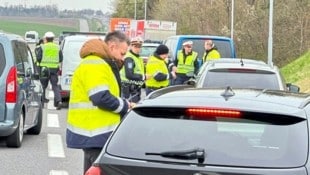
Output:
[
  {"xmin": 0, "ymin": 32, "xmax": 24, "ymax": 41},
  {"xmin": 63, "ymin": 34, "xmax": 105, "ymax": 41},
  {"xmin": 202, "ymin": 58, "xmax": 277, "ymax": 72},
  {"xmin": 142, "ymin": 87, "xmax": 310, "ymax": 116},
  {"xmin": 166, "ymin": 34, "xmax": 233, "ymax": 40},
  {"xmin": 142, "ymin": 43, "xmax": 160, "ymax": 47}
]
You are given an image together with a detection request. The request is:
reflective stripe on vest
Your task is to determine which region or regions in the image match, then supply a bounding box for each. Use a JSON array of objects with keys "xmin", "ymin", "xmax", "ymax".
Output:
[
  {"xmin": 120, "ymin": 52, "xmax": 144, "ymax": 85},
  {"xmin": 145, "ymin": 55, "xmax": 169, "ymax": 87},
  {"xmin": 40, "ymin": 42, "xmax": 59, "ymax": 68},
  {"xmin": 176, "ymin": 51, "xmax": 197, "ymax": 74}
]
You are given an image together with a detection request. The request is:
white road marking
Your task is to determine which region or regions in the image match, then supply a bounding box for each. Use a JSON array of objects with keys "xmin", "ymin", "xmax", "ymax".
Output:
[
  {"xmin": 47, "ymin": 101, "xmax": 56, "ymax": 110},
  {"xmin": 49, "ymin": 90, "xmax": 54, "ymax": 98},
  {"xmin": 47, "ymin": 134, "xmax": 65, "ymax": 158},
  {"xmin": 47, "ymin": 114, "xmax": 60, "ymax": 128},
  {"xmin": 49, "ymin": 170, "xmax": 69, "ymax": 175}
]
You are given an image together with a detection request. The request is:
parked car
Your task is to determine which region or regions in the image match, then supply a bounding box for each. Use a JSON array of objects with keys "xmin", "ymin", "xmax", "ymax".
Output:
[
  {"xmin": 59, "ymin": 34, "xmax": 105, "ymax": 102},
  {"xmin": 187, "ymin": 58, "xmax": 300, "ymax": 92},
  {"xmin": 24, "ymin": 30, "xmax": 39, "ymax": 44},
  {"xmin": 163, "ymin": 35, "xmax": 236, "ymax": 62},
  {"xmin": 86, "ymin": 86, "xmax": 310, "ymax": 174},
  {"xmin": 0, "ymin": 32, "xmax": 43, "ymax": 147},
  {"xmin": 140, "ymin": 42, "xmax": 160, "ymax": 64}
]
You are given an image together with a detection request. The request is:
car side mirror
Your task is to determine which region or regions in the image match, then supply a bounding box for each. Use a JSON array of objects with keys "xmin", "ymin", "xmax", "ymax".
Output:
[
  {"xmin": 185, "ymin": 78, "xmax": 196, "ymax": 86},
  {"xmin": 286, "ymin": 83, "xmax": 300, "ymax": 93},
  {"xmin": 25, "ymin": 67, "xmax": 32, "ymax": 77}
]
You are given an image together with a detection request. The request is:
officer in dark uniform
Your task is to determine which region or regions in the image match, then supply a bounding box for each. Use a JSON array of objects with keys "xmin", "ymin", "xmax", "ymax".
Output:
[
  {"xmin": 120, "ymin": 37, "xmax": 151, "ymax": 103},
  {"xmin": 36, "ymin": 31, "xmax": 63, "ymax": 109}
]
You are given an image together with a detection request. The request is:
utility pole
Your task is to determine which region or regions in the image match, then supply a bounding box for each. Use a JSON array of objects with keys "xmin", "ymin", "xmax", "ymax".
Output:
[
  {"xmin": 144, "ymin": 0, "xmax": 147, "ymax": 20},
  {"xmin": 267, "ymin": 0, "xmax": 274, "ymax": 66},
  {"xmin": 230, "ymin": 0, "xmax": 234, "ymax": 40},
  {"xmin": 134, "ymin": 0, "xmax": 137, "ymax": 19}
]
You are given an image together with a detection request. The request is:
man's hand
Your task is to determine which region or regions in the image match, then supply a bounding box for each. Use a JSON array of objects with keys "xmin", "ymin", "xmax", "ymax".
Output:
[
  {"xmin": 145, "ymin": 74, "xmax": 152, "ymax": 80},
  {"xmin": 172, "ymin": 66, "xmax": 177, "ymax": 72}
]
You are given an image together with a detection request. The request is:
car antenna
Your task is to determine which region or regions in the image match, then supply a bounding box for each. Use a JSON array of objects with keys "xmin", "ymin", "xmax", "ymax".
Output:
[
  {"xmin": 240, "ymin": 58, "xmax": 244, "ymax": 66},
  {"xmin": 221, "ymin": 86, "xmax": 235, "ymax": 101}
]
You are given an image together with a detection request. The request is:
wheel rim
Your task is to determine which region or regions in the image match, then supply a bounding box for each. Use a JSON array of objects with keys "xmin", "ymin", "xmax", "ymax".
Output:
[{"xmin": 19, "ymin": 113, "xmax": 24, "ymax": 142}]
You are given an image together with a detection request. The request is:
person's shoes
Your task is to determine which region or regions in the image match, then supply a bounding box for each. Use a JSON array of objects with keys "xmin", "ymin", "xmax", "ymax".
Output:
[
  {"xmin": 43, "ymin": 98, "xmax": 49, "ymax": 103},
  {"xmin": 56, "ymin": 101, "xmax": 62, "ymax": 110}
]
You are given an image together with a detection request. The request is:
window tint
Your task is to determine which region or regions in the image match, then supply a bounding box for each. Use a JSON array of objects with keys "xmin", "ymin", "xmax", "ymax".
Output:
[
  {"xmin": 107, "ymin": 113, "xmax": 307, "ymax": 167},
  {"xmin": 164, "ymin": 38, "xmax": 177, "ymax": 60},
  {"xmin": 0, "ymin": 44, "xmax": 6, "ymax": 75},
  {"xmin": 13, "ymin": 41, "xmax": 25, "ymax": 74},
  {"xmin": 140, "ymin": 45, "xmax": 158, "ymax": 57},
  {"xmin": 182, "ymin": 39, "xmax": 233, "ymax": 60},
  {"xmin": 201, "ymin": 71, "xmax": 280, "ymax": 89}
]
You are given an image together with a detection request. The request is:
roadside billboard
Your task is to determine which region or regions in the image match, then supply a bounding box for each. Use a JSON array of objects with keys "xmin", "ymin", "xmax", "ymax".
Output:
[{"xmin": 109, "ymin": 18, "xmax": 131, "ymax": 37}]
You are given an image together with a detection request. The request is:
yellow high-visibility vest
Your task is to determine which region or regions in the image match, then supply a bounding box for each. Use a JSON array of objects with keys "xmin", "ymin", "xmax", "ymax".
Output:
[
  {"xmin": 40, "ymin": 42, "xmax": 60, "ymax": 68},
  {"xmin": 67, "ymin": 55, "xmax": 121, "ymax": 141},
  {"xmin": 176, "ymin": 50, "xmax": 197, "ymax": 74},
  {"xmin": 145, "ymin": 55, "xmax": 169, "ymax": 88}
]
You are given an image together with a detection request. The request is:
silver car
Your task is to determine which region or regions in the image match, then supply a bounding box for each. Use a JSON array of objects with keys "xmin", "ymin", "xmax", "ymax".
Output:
[
  {"xmin": 0, "ymin": 32, "xmax": 43, "ymax": 147},
  {"xmin": 190, "ymin": 58, "xmax": 300, "ymax": 92}
]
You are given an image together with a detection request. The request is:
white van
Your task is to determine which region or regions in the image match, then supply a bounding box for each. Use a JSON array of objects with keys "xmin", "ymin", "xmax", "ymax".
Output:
[
  {"xmin": 24, "ymin": 31, "xmax": 39, "ymax": 43},
  {"xmin": 59, "ymin": 34, "xmax": 105, "ymax": 102}
]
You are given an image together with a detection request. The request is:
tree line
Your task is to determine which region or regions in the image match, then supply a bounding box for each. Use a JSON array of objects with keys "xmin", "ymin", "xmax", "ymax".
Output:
[{"xmin": 112, "ymin": 0, "xmax": 310, "ymax": 67}]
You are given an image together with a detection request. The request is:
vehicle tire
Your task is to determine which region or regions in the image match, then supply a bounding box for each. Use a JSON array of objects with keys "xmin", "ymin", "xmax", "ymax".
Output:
[
  {"xmin": 6, "ymin": 113, "xmax": 24, "ymax": 148},
  {"xmin": 27, "ymin": 104, "xmax": 43, "ymax": 135}
]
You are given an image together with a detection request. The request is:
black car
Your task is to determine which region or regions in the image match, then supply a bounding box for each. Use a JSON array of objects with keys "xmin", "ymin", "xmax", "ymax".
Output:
[{"xmin": 86, "ymin": 86, "xmax": 310, "ymax": 175}]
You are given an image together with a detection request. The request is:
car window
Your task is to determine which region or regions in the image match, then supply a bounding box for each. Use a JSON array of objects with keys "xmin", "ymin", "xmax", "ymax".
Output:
[
  {"xmin": 107, "ymin": 112, "xmax": 307, "ymax": 167},
  {"xmin": 13, "ymin": 41, "xmax": 25, "ymax": 74},
  {"xmin": 140, "ymin": 45, "xmax": 157, "ymax": 57},
  {"xmin": 0, "ymin": 44, "xmax": 5, "ymax": 76},
  {"xmin": 200, "ymin": 71, "xmax": 280, "ymax": 89},
  {"xmin": 183, "ymin": 39, "xmax": 233, "ymax": 60},
  {"xmin": 164, "ymin": 38, "xmax": 177, "ymax": 60}
]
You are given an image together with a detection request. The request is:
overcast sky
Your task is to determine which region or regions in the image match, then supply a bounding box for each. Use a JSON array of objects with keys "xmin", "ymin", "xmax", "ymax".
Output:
[{"xmin": 0, "ymin": 0, "xmax": 114, "ymax": 12}]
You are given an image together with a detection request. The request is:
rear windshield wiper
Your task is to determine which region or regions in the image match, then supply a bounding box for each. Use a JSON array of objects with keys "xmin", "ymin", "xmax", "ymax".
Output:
[{"xmin": 145, "ymin": 148, "xmax": 205, "ymax": 164}]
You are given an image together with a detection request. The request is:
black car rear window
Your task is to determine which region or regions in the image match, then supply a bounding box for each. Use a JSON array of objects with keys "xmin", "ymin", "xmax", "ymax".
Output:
[
  {"xmin": 202, "ymin": 71, "xmax": 280, "ymax": 89},
  {"xmin": 0, "ymin": 44, "xmax": 6, "ymax": 75},
  {"xmin": 107, "ymin": 108, "xmax": 307, "ymax": 168}
]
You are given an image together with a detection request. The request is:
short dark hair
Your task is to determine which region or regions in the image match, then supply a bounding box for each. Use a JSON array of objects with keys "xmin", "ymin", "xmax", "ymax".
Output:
[{"xmin": 104, "ymin": 31, "xmax": 130, "ymax": 45}]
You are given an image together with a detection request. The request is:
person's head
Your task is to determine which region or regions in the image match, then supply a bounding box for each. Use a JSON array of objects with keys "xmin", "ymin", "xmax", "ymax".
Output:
[
  {"xmin": 130, "ymin": 36, "xmax": 143, "ymax": 54},
  {"xmin": 155, "ymin": 44, "xmax": 169, "ymax": 60},
  {"xmin": 104, "ymin": 31, "xmax": 130, "ymax": 61},
  {"xmin": 204, "ymin": 39, "xmax": 215, "ymax": 51},
  {"xmin": 44, "ymin": 31, "xmax": 55, "ymax": 42},
  {"xmin": 182, "ymin": 40, "xmax": 193, "ymax": 54}
]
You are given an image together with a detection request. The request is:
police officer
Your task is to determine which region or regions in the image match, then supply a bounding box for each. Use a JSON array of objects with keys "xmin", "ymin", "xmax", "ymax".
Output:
[
  {"xmin": 145, "ymin": 44, "xmax": 176, "ymax": 95},
  {"xmin": 202, "ymin": 39, "xmax": 221, "ymax": 63},
  {"xmin": 120, "ymin": 37, "xmax": 151, "ymax": 102},
  {"xmin": 66, "ymin": 31, "xmax": 133, "ymax": 174},
  {"xmin": 173, "ymin": 40, "xmax": 200, "ymax": 85},
  {"xmin": 36, "ymin": 31, "xmax": 63, "ymax": 109}
]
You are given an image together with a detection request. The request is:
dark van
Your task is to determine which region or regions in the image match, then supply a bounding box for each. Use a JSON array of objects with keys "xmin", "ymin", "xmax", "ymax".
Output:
[{"xmin": 163, "ymin": 35, "xmax": 236, "ymax": 61}]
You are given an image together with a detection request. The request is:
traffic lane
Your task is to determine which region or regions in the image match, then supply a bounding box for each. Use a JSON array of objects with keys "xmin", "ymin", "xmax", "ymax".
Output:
[{"xmin": 0, "ymin": 100, "xmax": 83, "ymax": 175}]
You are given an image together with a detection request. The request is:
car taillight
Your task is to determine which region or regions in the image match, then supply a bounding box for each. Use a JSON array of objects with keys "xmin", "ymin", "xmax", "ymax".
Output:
[
  {"xmin": 6, "ymin": 66, "xmax": 18, "ymax": 103},
  {"xmin": 186, "ymin": 108, "xmax": 241, "ymax": 119},
  {"xmin": 85, "ymin": 166, "xmax": 101, "ymax": 175}
]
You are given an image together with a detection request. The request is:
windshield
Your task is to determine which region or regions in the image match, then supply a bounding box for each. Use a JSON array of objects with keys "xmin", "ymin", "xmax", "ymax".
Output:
[
  {"xmin": 140, "ymin": 45, "xmax": 158, "ymax": 57},
  {"xmin": 107, "ymin": 113, "xmax": 307, "ymax": 167}
]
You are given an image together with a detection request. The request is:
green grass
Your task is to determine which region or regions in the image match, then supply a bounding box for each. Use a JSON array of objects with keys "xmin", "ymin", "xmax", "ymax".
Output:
[
  {"xmin": 281, "ymin": 51, "xmax": 310, "ymax": 93},
  {"xmin": 0, "ymin": 20, "xmax": 77, "ymax": 38}
]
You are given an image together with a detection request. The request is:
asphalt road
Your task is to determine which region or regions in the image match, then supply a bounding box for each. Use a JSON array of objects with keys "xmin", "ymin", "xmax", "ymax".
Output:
[{"xmin": 0, "ymin": 89, "xmax": 83, "ymax": 175}]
